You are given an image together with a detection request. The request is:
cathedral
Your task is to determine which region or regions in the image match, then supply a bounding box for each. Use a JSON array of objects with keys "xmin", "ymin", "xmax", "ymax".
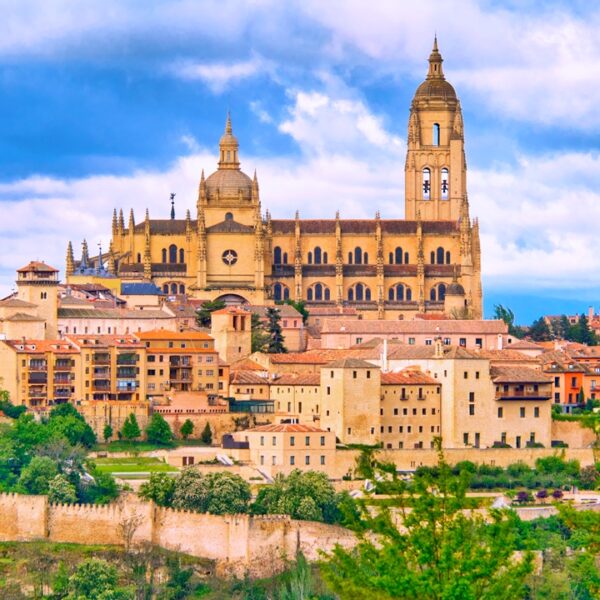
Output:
[{"xmin": 66, "ymin": 39, "xmax": 482, "ymax": 320}]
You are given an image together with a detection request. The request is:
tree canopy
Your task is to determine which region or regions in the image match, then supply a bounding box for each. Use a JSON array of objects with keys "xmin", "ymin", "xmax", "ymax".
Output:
[
  {"xmin": 145, "ymin": 414, "xmax": 174, "ymax": 446},
  {"xmin": 195, "ymin": 299, "xmax": 225, "ymax": 328}
]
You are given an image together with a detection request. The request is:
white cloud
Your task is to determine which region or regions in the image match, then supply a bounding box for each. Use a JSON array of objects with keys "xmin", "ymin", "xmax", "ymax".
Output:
[{"xmin": 171, "ymin": 57, "xmax": 267, "ymax": 93}]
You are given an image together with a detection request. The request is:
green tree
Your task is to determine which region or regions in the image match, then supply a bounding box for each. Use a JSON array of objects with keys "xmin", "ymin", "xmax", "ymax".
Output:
[
  {"xmin": 529, "ymin": 316, "xmax": 553, "ymax": 342},
  {"xmin": 47, "ymin": 414, "xmax": 96, "ymax": 448},
  {"xmin": 195, "ymin": 299, "xmax": 225, "ymax": 328},
  {"xmin": 48, "ymin": 473, "xmax": 78, "ymax": 504},
  {"xmin": 139, "ymin": 472, "xmax": 176, "ymax": 507},
  {"xmin": 322, "ymin": 442, "xmax": 533, "ymax": 599},
  {"xmin": 252, "ymin": 470, "xmax": 340, "ymax": 523},
  {"xmin": 18, "ymin": 456, "xmax": 58, "ymax": 495},
  {"xmin": 53, "ymin": 561, "xmax": 70, "ymax": 597},
  {"xmin": 494, "ymin": 304, "xmax": 526, "ymax": 339},
  {"xmin": 570, "ymin": 313, "xmax": 598, "ymax": 345},
  {"xmin": 172, "ymin": 469, "xmax": 251, "ymax": 514},
  {"xmin": 179, "ymin": 418, "xmax": 194, "ymax": 440},
  {"xmin": 0, "ymin": 390, "xmax": 26, "ymax": 419},
  {"xmin": 121, "ymin": 414, "xmax": 141, "ymax": 442},
  {"xmin": 251, "ymin": 312, "xmax": 270, "ymax": 353},
  {"xmin": 283, "ymin": 298, "xmax": 309, "ymax": 324},
  {"xmin": 66, "ymin": 558, "xmax": 132, "ymax": 599},
  {"xmin": 200, "ymin": 422, "xmax": 212, "ymax": 445},
  {"xmin": 265, "ymin": 306, "xmax": 286, "ymax": 353},
  {"xmin": 103, "ymin": 423, "xmax": 113, "ymax": 443},
  {"xmin": 145, "ymin": 414, "xmax": 174, "ymax": 446}
]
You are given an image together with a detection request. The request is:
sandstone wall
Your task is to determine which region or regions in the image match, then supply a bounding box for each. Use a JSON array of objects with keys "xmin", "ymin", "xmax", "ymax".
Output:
[
  {"xmin": 551, "ymin": 420, "xmax": 596, "ymax": 449},
  {"xmin": 0, "ymin": 493, "xmax": 354, "ymax": 578}
]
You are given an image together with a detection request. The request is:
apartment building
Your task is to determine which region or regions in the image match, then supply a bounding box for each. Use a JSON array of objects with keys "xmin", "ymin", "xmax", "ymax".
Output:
[
  {"xmin": 136, "ymin": 330, "xmax": 220, "ymax": 402},
  {"xmin": 0, "ymin": 339, "xmax": 80, "ymax": 409},
  {"xmin": 67, "ymin": 335, "xmax": 146, "ymax": 403}
]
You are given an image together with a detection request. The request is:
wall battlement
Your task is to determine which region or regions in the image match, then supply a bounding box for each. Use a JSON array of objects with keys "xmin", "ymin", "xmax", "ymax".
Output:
[{"xmin": 0, "ymin": 493, "xmax": 354, "ymax": 577}]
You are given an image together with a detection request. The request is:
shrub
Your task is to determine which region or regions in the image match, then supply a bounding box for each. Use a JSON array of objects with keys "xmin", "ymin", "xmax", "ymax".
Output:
[
  {"xmin": 552, "ymin": 489, "xmax": 564, "ymax": 500},
  {"xmin": 536, "ymin": 489, "xmax": 549, "ymax": 501},
  {"xmin": 145, "ymin": 414, "xmax": 174, "ymax": 446},
  {"xmin": 516, "ymin": 491, "xmax": 532, "ymax": 504}
]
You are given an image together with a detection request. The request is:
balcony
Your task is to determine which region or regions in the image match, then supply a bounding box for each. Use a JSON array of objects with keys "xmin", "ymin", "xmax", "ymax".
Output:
[
  {"xmin": 54, "ymin": 359, "xmax": 73, "ymax": 370},
  {"xmin": 169, "ymin": 370, "xmax": 192, "ymax": 382},
  {"xmin": 169, "ymin": 357, "xmax": 191, "ymax": 367},
  {"xmin": 496, "ymin": 389, "xmax": 552, "ymax": 401},
  {"xmin": 93, "ymin": 367, "xmax": 111, "ymax": 377},
  {"xmin": 28, "ymin": 361, "xmax": 47, "ymax": 372},
  {"xmin": 53, "ymin": 389, "xmax": 72, "ymax": 398},
  {"xmin": 28, "ymin": 373, "xmax": 47, "ymax": 384},
  {"xmin": 116, "ymin": 367, "xmax": 137, "ymax": 378},
  {"xmin": 117, "ymin": 379, "xmax": 139, "ymax": 391},
  {"xmin": 53, "ymin": 375, "xmax": 72, "ymax": 384},
  {"xmin": 117, "ymin": 353, "xmax": 138, "ymax": 365},
  {"xmin": 92, "ymin": 383, "xmax": 111, "ymax": 391},
  {"xmin": 92, "ymin": 353, "xmax": 111, "ymax": 365}
]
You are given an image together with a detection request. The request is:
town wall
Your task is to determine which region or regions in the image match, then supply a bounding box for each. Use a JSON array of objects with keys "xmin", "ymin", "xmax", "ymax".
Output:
[
  {"xmin": 0, "ymin": 493, "xmax": 355, "ymax": 578},
  {"xmin": 551, "ymin": 420, "xmax": 596, "ymax": 449}
]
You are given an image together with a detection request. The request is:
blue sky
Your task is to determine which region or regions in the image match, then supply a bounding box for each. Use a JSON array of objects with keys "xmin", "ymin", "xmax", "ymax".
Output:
[{"xmin": 0, "ymin": 0, "xmax": 599, "ymax": 324}]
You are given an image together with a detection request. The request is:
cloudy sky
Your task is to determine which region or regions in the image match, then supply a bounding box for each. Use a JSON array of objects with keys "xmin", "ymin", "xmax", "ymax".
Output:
[{"xmin": 0, "ymin": 0, "xmax": 598, "ymax": 323}]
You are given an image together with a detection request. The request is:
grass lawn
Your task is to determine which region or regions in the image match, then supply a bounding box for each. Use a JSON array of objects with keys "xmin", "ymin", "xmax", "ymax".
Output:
[
  {"xmin": 94, "ymin": 439, "xmax": 211, "ymax": 453},
  {"xmin": 93, "ymin": 457, "xmax": 178, "ymax": 474}
]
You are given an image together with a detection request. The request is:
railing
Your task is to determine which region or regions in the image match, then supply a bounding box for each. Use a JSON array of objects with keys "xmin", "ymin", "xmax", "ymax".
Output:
[
  {"xmin": 92, "ymin": 354, "xmax": 111, "ymax": 365},
  {"xmin": 169, "ymin": 357, "xmax": 191, "ymax": 367},
  {"xmin": 116, "ymin": 367, "xmax": 137, "ymax": 378},
  {"xmin": 53, "ymin": 375, "xmax": 71, "ymax": 384},
  {"xmin": 54, "ymin": 360, "xmax": 72, "ymax": 370},
  {"xmin": 117, "ymin": 354, "xmax": 138, "ymax": 365},
  {"xmin": 28, "ymin": 361, "xmax": 47, "ymax": 371},
  {"xmin": 92, "ymin": 383, "xmax": 111, "ymax": 391}
]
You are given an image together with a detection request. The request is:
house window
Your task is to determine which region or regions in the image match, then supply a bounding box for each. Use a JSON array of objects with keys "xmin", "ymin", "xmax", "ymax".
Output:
[
  {"xmin": 305, "ymin": 456, "xmax": 310, "ymax": 465},
  {"xmin": 534, "ymin": 407, "xmax": 540, "ymax": 418},
  {"xmin": 520, "ymin": 407, "xmax": 526, "ymax": 418},
  {"xmin": 290, "ymin": 456, "xmax": 295, "ymax": 465},
  {"xmin": 320, "ymin": 456, "xmax": 325, "ymax": 465},
  {"xmin": 469, "ymin": 405, "xmax": 475, "ymax": 416},
  {"xmin": 498, "ymin": 407, "xmax": 503, "ymax": 418}
]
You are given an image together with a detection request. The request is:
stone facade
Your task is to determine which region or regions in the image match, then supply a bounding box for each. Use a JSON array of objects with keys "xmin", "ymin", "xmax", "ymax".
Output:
[
  {"xmin": 0, "ymin": 493, "xmax": 355, "ymax": 578},
  {"xmin": 67, "ymin": 41, "xmax": 482, "ymax": 321}
]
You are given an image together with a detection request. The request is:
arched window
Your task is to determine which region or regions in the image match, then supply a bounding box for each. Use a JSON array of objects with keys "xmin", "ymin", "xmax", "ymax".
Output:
[
  {"xmin": 446, "ymin": 251, "xmax": 451, "ymax": 265},
  {"xmin": 436, "ymin": 247, "xmax": 444, "ymax": 265},
  {"xmin": 179, "ymin": 284, "xmax": 185, "ymax": 294},
  {"xmin": 354, "ymin": 247, "xmax": 362, "ymax": 265},
  {"xmin": 364, "ymin": 252, "xmax": 369, "ymax": 264},
  {"xmin": 307, "ymin": 288, "xmax": 313, "ymax": 301},
  {"xmin": 308, "ymin": 251, "xmax": 313, "ymax": 265},
  {"xmin": 284, "ymin": 286, "xmax": 290, "ymax": 300},
  {"xmin": 283, "ymin": 252, "xmax": 288, "ymax": 264},
  {"xmin": 388, "ymin": 252, "xmax": 393, "ymax": 264},
  {"xmin": 441, "ymin": 167, "xmax": 449, "ymax": 200},
  {"xmin": 439, "ymin": 283, "xmax": 446, "ymax": 301},
  {"xmin": 422, "ymin": 168, "xmax": 431, "ymax": 200},
  {"xmin": 348, "ymin": 288, "xmax": 354, "ymax": 301},
  {"xmin": 170, "ymin": 283, "xmax": 177, "ymax": 295},
  {"xmin": 179, "ymin": 248, "xmax": 185, "ymax": 263},
  {"xmin": 430, "ymin": 287, "xmax": 436, "ymax": 301},
  {"xmin": 353, "ymin": 283, "xmax": 370, "ymax": 301},
  {"xmin": 274, "ymin": 247, "xmax": 282, "ymax": 264},
  {"xmin": 137, "ymin": 253, "xmax": 142, "ymax": 263},
  {"xmin": 162, "ymin": 284, "xmax": 168, "ymax": 294},
  {"xmin": 430, "ymin": 251, "xmax": 435, "ymax": 264},
  {"xmin": 225, "ymin": 212, "xmax": 233, "ymax": 221},
  {"xmin": 323, "ymin": 251, "xmax": 328, "ymax": 264},
  {"xmin": 433, "ymin": 123, "xmax": 440, "ymax": 146},
  {"xmin": 324, "ymin": 287, "xmax": 330, "ymax": 301},
  {"xmin": 315, "ymin": 283, "xmax": 323, "ymax": 301},
  {"xmin": 162, "ymin": 248, "xmax": 167, "ymax": 263},
  {"xmin": 169, "ymin": 244, "xmax": 177, "ymax": 264},
  {"xmin": 273, "ymin": 283, "xmax": 284, "ymax": 301},
  {"xmin": 395, "ymin": 247, "xmax": 403, "ymax": 264},
  {"xmin": 365, "ymin": 287, "xmax": 371, "ymax": 301},
  {"xmin": 404, "ymin": 252, "xmax": 409, "ymax": 264},
  {"xmin": 348, "ymin": 252, "xmax": 353, "ymax": 265},
  {"xmin": 314, "ymin": 247, "xmax": 322, "ymax": 265},
  {"xmin": 389, "ymin": 284, "xmax": 412, "ymax": 302}
]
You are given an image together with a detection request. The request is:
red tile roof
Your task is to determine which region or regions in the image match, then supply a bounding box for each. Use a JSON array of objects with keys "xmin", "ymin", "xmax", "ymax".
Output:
[
  {"xmin": 246, "ymin": 423, "xmax": 327, "ymax": 433},
  {"xmin": 381, "ymin": 370, "xmax": 438, "ymax": 385}
]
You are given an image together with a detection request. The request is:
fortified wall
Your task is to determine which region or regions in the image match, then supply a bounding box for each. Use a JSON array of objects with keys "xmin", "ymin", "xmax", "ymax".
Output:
[{"xmin": 0, "ymin": 493, "xmax": 355, "ymax": 577}]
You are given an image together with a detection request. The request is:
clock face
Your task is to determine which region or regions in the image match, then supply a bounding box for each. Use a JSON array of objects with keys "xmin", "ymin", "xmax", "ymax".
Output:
[{"xmin": 222, "ymin": 249, "xmax": 238, "ymax": 266}]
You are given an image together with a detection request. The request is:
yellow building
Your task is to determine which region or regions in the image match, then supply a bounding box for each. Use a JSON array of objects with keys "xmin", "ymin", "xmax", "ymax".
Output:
[
  {"xmin": 136, "ymin": 330, "xmax": 220, "ymax": 402},
  {"xmin": 0, "ymin": 339, "xmax": 80, "ymax": 410},
  {"xmin": 67, "ymin": 40, "xmax": 482, "ymax": 320}
]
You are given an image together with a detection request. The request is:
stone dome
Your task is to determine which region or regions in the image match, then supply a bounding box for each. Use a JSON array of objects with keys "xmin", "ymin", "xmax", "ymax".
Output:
[
  {"xmin": 205, "ymin": 169, "xmax": 253, "ymax": 201},
  {"xmin": 414, "ymin": 78, "xmax": 457, "ymax": 101},
  {"xmin": 446, "ymin": 281, "xmax": 465, "ymax": 296}
]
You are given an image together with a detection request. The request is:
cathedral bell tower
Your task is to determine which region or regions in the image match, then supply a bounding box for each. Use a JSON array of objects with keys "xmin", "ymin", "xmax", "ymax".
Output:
[{"xmin": 405, "ymin": 38, "xmax": 466, "ymax": 221}]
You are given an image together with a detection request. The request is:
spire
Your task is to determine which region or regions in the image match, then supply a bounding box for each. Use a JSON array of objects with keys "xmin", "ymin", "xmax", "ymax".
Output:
[
  {"xmin": 145, "ymin": 208, "xmax": 151, "ymax": 236},
  {"xmin": 118, "ymin": 209, "xmax": 125, "ymax": 233},
  {"xmin": 170, "ymin": 193, "xmax": 175, "ymax": 219},
  {"xmin": 81, "ymin": 239, "xmax": 89, "ymax": 268},
  {"xmin": 427, "ymin": 35, "xmax": 444, "ymax": 80},
  {"xmin": 128, "ymin": 208, "xmax": 135, "ymax": 231},
  {"xmin": 107, "ymin": 240, "xmax": 116, "ymax": 275},
  {"xmin": 96, "ymin": 242, "xmax": 103, "ymax": 274},
  {"xmin": 66, "ymin": 241, "xmax": 74, "ymax": 277},
  {"xmin": 112, "ymin": 209, "xmax": 118, "ymax": 236},
  {"xmin": 185, "ymin": 209, "xmax": 192, "ymax": 239},
  {"xmin": 218, "ymin": 112, "xmax": 240, "ymax": 170}
]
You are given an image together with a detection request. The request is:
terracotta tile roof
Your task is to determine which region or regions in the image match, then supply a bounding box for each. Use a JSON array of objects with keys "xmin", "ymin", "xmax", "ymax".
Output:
[
  {"xmin": 307, "ymin": 306, "xmax": 358, "ymax": 316},
  {"xmin": 272, "ymin": 373, "xmax": 321, "ymax": 386},
  {"xmin": 3, "ymin": 339, "xmax": 79, "ymax": 354},
  {"xmin": 476, "ymin": 349, "xmax": 535, "ymax": 362},
  {"xmin": 509, "ymin": 340, "xmax": 545, "ymax": 350},
  {"xmin": 381, "ymin": 369, "xmax": 438, "ymax": 385},
  {"xmin": 490, "ymin": 366, "xmax": 552, "ymax": 383},
  {"xmin": 0, "ymin": 298, "xmax": 38, "ymax": 308},
  {"xmin": 230, "ymin": 358, "xmax": 267, "ymax": 371},
  {"xmin": 145, "ymin": 348, "xmax": 217, "ymax": 354},
  {"xmin": 245, "ymin": 423, "xmax": 327, "ymax": 433},
  {"xmin": 321, "ymin": 319, "xmax": 508, "ymax": 335},
  {"xmin": 386, "ymin": 345, "xmax": 484, "ymax": 360},
  {"xmin": 136, "ymin": 330, "xmax": 213, "ymax": 341},
  {"xmin": 58, "ymin": 308, "xmax": 172, "ymax": 319},
  {"xmin": 66, "ymin": 334, "xmax": 144, "ymax": 348},
  {"xmin": 326, "ymin": 358, "xmax": 376, "ymax": 369},
  {"xmin": 230, "ymin": 371, "xmax": 269, "ymax": 385},
  {"xmin": 17, "ymin": 261, "xmax": 58, "ymax": 273},
  {"xmin": 3, "ymin": 312, "xmax": 45, "ymax": 322},
  {"xmin": 250, "ymin": 305, "xmax": 302, "ymax": 319},
  {"xmin": 133, "ymin": 219, "xmax": 193, "ymax": 235},
  {"xmin": 211, "ymin": 307, "xmax": 249, "ymax": 316}
]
